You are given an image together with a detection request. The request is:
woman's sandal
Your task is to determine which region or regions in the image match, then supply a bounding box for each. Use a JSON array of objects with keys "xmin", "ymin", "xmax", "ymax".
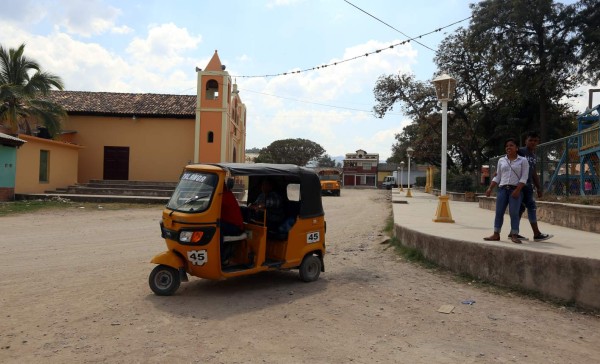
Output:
[
  {"xmin": 483, "ymin": 236, "xmax": 500, "ymax": 241},
  {"xmin": 509, "ymin": 234, "xmax": 523, "ymax": 244}
]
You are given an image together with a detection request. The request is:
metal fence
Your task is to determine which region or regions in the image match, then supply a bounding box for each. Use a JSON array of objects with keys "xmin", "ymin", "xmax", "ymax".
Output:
[{"xmin": 489, "ymin": 126, "xmax": 600, "ymax": 198}]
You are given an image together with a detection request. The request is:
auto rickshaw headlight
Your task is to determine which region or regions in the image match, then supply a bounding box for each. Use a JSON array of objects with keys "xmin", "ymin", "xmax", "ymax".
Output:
[{"xmin": 179, "ymin": 231, "xmax": 204, "ymax": 243}]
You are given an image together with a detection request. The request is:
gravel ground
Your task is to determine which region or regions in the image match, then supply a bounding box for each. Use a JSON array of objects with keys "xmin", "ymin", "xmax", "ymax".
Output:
[{"xmin": 1, "ymin": 188, "xmax": 599, "ymax": 363}]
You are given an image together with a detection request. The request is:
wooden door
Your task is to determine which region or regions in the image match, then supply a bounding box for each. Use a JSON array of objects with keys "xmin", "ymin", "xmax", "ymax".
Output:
[{"xmin": 103, "ymin": 146, "xmax": 129, "ymax": 180}]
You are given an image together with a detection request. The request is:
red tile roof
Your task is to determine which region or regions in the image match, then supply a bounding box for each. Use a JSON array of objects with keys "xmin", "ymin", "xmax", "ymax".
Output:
[{"xmin": 46, "ymin": 90, "xmax": 196, "ymax": 118}]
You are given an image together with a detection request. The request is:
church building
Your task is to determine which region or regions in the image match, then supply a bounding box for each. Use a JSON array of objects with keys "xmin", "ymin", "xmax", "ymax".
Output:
[{"xmin": 10, "ymin": 51, "xmax": 246, "ymax": 195}]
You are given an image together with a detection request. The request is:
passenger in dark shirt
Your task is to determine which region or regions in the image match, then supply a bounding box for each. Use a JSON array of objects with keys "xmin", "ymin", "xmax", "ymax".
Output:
[
  {"xmin": 517, "ymin": 131, "xmax": 553, "ymax": 242},
  {"xmin": 250, "ymin": 179, "xmax": 285, "ymax": 230}
]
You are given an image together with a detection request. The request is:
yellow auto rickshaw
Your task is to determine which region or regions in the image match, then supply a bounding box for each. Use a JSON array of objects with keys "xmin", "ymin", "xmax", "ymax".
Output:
[{"xmin": 149, "ymin": 163, "xmax": 326, "ymax": 296}]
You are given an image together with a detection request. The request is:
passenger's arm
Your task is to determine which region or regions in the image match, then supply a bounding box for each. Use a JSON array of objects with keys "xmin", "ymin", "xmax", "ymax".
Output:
[{"xmin": 486, "ymin": 181, "xmax": 497, "ymax": 197}]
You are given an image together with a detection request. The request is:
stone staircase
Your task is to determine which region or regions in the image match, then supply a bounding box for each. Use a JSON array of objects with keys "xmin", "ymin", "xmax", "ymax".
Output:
[{"xmin": 17, "ymin": 180, "xmax": 177, "ymax": 204}]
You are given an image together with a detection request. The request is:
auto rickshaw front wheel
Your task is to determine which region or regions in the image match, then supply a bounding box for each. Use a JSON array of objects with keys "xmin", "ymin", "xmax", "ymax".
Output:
[
  {"xmin": 299, "ymin": 255, "xmax": 322, "ymax": 282},
  {"xmin": 149, "ymin": 265, "xmax": 181, "ymax": 296}
]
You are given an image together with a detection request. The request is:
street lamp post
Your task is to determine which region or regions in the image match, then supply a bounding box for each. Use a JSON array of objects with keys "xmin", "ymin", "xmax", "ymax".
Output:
[
  {"xmin": 399, "ymin": 161, "xmax": 405, "ymax": 192},
  {"xmin": 406, "ymin": 147, "xmax": 414, "ymax": 197},
  {"xmin": 432, "ymin": 72, "xmax": 457, "ymax": 223},
  {"xmin": 424, "ymin": 166, "xmax": 431, "ymax": 193}
]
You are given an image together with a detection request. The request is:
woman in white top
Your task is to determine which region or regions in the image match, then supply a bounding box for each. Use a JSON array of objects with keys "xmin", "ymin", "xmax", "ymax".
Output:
[{"xmin": 484, "ymin": 138, "xmax": 529, "ymax": 244}]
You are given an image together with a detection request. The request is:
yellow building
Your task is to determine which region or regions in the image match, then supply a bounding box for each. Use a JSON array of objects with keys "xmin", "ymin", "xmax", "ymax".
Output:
[
  {"xmin": 14, "ymin": 134, "xmax": 81, "ymax": 195},
  {"xmin": 12, "ymin": 51, "xmax": 246, "ymax": 194}
]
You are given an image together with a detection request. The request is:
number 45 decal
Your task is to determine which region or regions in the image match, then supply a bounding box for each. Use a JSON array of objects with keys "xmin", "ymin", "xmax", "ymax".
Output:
[
  {"xmin": 187, "ymin": 250, "xmax": 207, "ymax": 266},
  {"xmin": 307, "ymin": 231, "xmax": 320, "ymax": 244}
]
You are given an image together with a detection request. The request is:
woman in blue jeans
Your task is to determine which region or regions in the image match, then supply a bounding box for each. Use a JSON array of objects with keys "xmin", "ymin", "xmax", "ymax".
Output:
[{"xmin": 484, "ymin": 138, "xmax": 529, "ymax": 244}]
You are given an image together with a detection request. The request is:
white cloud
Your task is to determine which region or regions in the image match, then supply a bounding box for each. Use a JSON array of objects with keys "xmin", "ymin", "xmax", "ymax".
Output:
[
  {"xmin": 0, "ymin": 21, "xmax": 200, "ymax": 94},
  {"xmin": 126, "ymin": 23, "xmax": 202, "ymax": 72},
  {"xmin": 238, "ymin": 39, "xmax": 417, "ymax": 158},
  {"xmin": 565, "ymin": 82, "xmax": 600, "ymax": 113},
  {"xmin": 24, "ymin": 33, "xmax": 134, "ymax": 91},
  {"xmin": 1, "ymin": 0, "xmax": 131, "ymax": 37},
  {"xmin": 55, "ymin": 0, "xmax": 124, "ymax": 37},
  {"xmin": 255, "ymin": 39, "xmax": 416, "ymax": 103},
  {"xmin": 0, "ymin": 13, "xmax": 414, "ymax": 160},
  {"xmin": 237, "ymin": 54, "xmax": 251, "ymax": 62},
  {"xmin": 351, "ymin": 122, "xmax": 409, "ymax": 159},
  {"xmin": 0, "ymin": 0, "xmax": 47, "ymax": 24},
  {"xmin": 111, "ymin": 25, "xmax": 134, "ymax": 35}
]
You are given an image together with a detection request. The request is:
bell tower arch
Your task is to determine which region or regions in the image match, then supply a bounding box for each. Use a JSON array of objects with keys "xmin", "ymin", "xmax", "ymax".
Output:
[{"xmin": 194, "ymin": 50, "xmax": 245, "ymax": 164}]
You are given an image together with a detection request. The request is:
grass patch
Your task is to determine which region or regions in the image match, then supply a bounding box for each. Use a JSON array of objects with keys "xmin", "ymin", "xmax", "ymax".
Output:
[
  {"xmin": 390, "ymin": 237, "xmax": 598, "ymax": 313},
  {"xmin": 386, "ymin": 235, "xmax": 438, "ymax": 269},
  {"xmin": 382, "ymin": 212, "xmax": 437, "ymax": 269},
  {"xmin": 383, "ymin": 214, "xmax": 394, "ymax": 235},
  {"xmin": 381, "ymin": 214, "xmax": 598, "ymax": 315},
  {"xmin": 0, "ymin": 198, "xmax": 164, "ymax": 217}
]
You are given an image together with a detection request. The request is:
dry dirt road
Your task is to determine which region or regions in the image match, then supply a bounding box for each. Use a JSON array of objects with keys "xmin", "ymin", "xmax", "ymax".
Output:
[{"xmin": 1, "ymin": 189, "xmax": 599, "ymax": 363}]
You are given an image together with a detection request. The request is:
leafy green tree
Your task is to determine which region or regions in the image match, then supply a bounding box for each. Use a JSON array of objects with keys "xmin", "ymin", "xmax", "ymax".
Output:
[
  {"xmin": 374, "ymin": 73, "xmax": 466, "ymax": 171},
  {"xmin": 245, "ymin": 147, "xmax": 261, "ymax": 153},
  {"xmin": 254, "ymin": 138, "xmax": 325, "ymax": 166},
  {"xmin": 253, "ymin": 149, "xmax": 275, "ymax": 163},
  {"xmin": 575, "ymin": 0, "xmax": 600, "ymax": 82},
  {"xmin": 436, "ymin": 28, "xmax": 537, "ymax": 165},
  {"xmin": 375, "ymin": 0, "xmax": 593, "ymax": 172},
  {"xmin": 468, "ymin": 0, "xmax": 586, "ymax": 141},
  {"xmin": 317, "ymin": 154, "xmax": 336, "ymax": 167},
  {"xmin": 0, "ymin": 43, "xmax": 66, "ymax": 136}
]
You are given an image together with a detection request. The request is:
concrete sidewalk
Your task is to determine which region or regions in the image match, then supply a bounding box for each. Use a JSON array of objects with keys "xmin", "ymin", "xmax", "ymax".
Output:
[
  {"xmin": 391, "ymin": 189, "xmax": 600, "ymax": 310},
  {"xmin": 391, "ymin": 190, "xmax": 600, "ymax": 259}
]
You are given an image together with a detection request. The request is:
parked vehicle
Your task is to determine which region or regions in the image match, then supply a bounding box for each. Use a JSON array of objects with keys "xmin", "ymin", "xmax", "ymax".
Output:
[
  {"xmin": 149, "ymin": 163, "xmax": 326, "ymax": 296},
  {"xmin": 382, "ymin": 171, "xmax": 400, "ymax": 189},
  {"xmin": 318, "ymin": 169, "xmax": 341, "ymax": 196}
]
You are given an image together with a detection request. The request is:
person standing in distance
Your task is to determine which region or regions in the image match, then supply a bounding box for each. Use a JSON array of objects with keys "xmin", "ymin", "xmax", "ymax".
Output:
[
  {"xmin": 484, "ymin": 138, "xmax": 529, "ymax": 244},
  {"xmin": 518, "ymin": 131, "xmax": 553, "ymax": 242}
]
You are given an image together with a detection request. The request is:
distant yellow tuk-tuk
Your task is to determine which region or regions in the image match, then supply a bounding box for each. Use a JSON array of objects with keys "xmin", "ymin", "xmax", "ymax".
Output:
[{"xmin": 149, "ymin": 163, "xmax": 326, "ymax": 296}]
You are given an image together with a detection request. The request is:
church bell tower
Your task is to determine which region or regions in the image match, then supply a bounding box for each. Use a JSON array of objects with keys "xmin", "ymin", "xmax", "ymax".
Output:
[{"xmin": 194, "ymin": 50, "xmax": 246, "ymax": 164}]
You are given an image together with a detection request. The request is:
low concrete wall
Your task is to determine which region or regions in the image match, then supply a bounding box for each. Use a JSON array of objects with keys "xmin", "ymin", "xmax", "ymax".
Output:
[
  {"xmin": 394, "ymin": 224, "xmax": 600, "ymax": 310},
  {"xmin": 478, "ymin": 196, "xmax": 600, "ymax": 234},
  {"xmin": 431, "ymin": 189, "xmax": 476, "ymax": 202}
]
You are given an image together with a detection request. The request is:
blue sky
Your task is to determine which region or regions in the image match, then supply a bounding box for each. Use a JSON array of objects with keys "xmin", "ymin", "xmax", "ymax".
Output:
[{"xmin": 1, "ymin": 0, "xmax": 591, "ymax": 160}]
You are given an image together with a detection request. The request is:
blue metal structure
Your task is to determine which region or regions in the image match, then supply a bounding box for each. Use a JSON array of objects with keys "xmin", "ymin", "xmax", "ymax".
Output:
[{"xmin": 542, "ymin": 104, "xmax": 599, "ymax": 196}]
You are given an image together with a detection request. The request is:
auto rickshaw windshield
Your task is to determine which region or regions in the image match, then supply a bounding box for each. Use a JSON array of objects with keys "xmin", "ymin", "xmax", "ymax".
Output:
[{"xmin": 166, "ymin": 171, "xmax": 218, "ymax": 213}]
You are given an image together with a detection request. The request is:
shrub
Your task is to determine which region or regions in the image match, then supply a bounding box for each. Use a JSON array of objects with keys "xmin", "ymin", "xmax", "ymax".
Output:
[{"xmin": 433, "ymin": 171, "xmax": 475, "ymax": 192}]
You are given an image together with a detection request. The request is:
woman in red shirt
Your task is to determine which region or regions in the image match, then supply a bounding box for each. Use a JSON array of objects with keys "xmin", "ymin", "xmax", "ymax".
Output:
[{"xmin": 221, "ymin": 182, "xmax": 244, "ymax": 236}]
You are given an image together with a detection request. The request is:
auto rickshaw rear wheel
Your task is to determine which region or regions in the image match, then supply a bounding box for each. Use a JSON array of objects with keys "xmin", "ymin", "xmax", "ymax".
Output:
[
  {"xmin": 149, "ymin": 264, "xmax": 181, "ymax": 296},
  {"xmin": 299, "ymin": 255, "xmax": 321, "ymax": 282}
]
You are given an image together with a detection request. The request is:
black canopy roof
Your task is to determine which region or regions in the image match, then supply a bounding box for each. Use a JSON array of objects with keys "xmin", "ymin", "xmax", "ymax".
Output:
[{"xmin": 211, "ymin": 163, "xmax": 324, "ymax": 219}]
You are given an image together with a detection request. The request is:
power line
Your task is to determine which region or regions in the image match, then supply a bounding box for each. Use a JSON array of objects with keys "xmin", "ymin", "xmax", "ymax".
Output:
[
  {"xmin": 173, "ymin": 79, "xmax": 403, "ymax": 116},
  {"xmin": 175, "ymin": 86, "xmax": 195, "ymax": 94},
  {"xmin": 343, "ymin": 0, "xmax": 436, "ymax": 52},
  {"xmin": 240, "ymin": 87, "xmax": 404, "ymax": 115},
  {"xmin": 231, "ymin": 16, "xmax": 471, "ymax": 79}
]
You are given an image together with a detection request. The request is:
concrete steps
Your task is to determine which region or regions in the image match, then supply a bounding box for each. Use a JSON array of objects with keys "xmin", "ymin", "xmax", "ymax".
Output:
[
  {"xmin": 63, "ymin": 186, "xmax": 174, "ymax": 197},
  {"xmin": 17, "ymin": 179, "xmax": 177, "ymax": 204}
]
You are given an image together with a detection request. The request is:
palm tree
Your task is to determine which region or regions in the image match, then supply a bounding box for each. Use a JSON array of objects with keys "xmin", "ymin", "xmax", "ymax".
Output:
[{"xmin": 0, "ymin": 43, "xmax": 66, "ymax": 137}]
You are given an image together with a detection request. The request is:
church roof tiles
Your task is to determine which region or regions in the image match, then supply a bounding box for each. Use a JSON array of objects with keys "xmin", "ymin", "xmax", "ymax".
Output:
[{"xmin": 45, "ymin": 90, "xmax": 196, "ymax": 118}]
